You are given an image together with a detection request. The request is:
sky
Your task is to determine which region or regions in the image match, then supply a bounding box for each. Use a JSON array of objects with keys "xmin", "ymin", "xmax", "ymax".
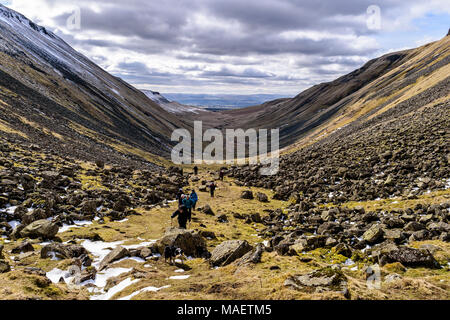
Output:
[{"xmin": 2, "ymin": 0, "xmax": 449, "ymax": 96}]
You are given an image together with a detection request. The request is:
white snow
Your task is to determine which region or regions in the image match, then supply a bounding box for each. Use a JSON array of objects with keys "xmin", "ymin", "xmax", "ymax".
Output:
[
  {"xmin": 83, "ymin": 268, "xmax": 133, "ymax": 289},
  {"xmin": 122, "ymin": 240, "xmax": 157, "ymax": 250},
  {"xmin": 7, "ymin": 220, "xmax": 20, "ymax": 229},
  {"xmin": 118, "ymin": 285, "xmax": 171, "ymax": 300},
  {"xmin": 174, "ymin": 269, "xmax": 185, "ymax": 273},
  {"xmin": 58, "ymin": 220, "xmax": 93, "ymax": 233},
  {"xmin": 81, "ymin": 240, "xmax": 125, "ymax": 268},
  {"xmin": 115, "ymin": 257, "xmax": 146, "ymax": 264},
  {"xmin": 344, "ymin": 259, "xmax": 355, "ymax": 266},
  {"xmin": 46, "ymin": 268, "xmax": 67, "ymax": 283},
  {"xmin": 90, "ymin": 278, "xmax": 140, "ymax": 301}
]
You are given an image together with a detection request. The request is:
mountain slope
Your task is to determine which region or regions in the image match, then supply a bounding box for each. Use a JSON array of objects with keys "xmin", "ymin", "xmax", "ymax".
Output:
[
  {"xmin": 225, "ymin": 35, "xmax": 449, "ymax": 149},
  {"xmin": 230, "ymin": 34, "xmax": 449, "ymax": 203},
  {"xmin": 0, "ymin": 4, "xmax": 186, "ymax": 165}
]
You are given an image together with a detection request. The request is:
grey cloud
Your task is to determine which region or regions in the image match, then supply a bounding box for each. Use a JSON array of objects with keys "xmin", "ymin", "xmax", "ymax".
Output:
[{"xmin": 36, "ymin": 0, "xmax": 438, "ymax": 94}]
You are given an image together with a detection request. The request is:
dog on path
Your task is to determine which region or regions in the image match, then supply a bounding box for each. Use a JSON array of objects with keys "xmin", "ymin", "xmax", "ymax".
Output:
[{"xmin": 164, "ymin": 246, "xmax": 186, "ymax": 265}]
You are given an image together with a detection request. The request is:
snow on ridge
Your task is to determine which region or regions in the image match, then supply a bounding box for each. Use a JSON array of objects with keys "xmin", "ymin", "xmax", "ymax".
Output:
[{"xmin": 143, "ymin": 90, "xmax": 204, "ymax": 114}]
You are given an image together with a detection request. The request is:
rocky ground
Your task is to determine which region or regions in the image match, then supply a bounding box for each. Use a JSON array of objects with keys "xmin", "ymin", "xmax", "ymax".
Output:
[{"xmin": 0, "ymin": 134, "xmax": 449, "ymax": 300}]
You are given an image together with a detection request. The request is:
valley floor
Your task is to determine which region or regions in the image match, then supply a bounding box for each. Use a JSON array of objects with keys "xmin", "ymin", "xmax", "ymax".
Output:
[{"xmin": 0, "ymin": 158, "xmax": 449, "ymax": 300}]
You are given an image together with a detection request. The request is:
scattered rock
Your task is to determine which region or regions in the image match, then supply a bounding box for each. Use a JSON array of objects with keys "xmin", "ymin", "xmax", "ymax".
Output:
[
  {"xmin": 284, "ymin": 267, "xmax": 349, "ymax": 298},
  {"xmin": 157, "ymin": 228, "xmax": 209, "ymax": 258},
  {"xmin": 256, "ymin": 193, "xmax": 269, "ymax": 203},
  {"xmin": 0, "ymin": 260, "xmax": 11, "ymax": 273},
  {"xmin": 363, "ymin": 224, "xmax": 384, "ymax": 244},
  {"xmin": 99, "ymin": 246, "xmax": 130, "ymax": 271},
  {"xmin": 241, "ymin": 190, "xmax": 254, "ymax": 200},
  {"xmin": 380, "ymin": 246, "xmax": 440, "ymax": 269},
  {"xmin": 210, "ymin": 240, "xmax": 253, "ymax": 267},
  {"xmin": 201, "ymin": 205, "xmax": 215, "ymax": 216},
  {"xmin": 11, "ymin": 241, "xmax": 35, "ymax": 254},
  {"xmin": 20, "ymin": 219, "xmax": 59, "ymax": 239}
]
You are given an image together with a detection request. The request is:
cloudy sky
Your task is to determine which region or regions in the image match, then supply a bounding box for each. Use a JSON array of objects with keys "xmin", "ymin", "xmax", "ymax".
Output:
[{"xmin": 2, "ymin": 0, "xmax": 449, "ymax": 95}]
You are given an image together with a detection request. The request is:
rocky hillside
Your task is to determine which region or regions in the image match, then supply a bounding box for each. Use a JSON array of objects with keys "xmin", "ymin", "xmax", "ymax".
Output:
[
  {"xmin": 0, "ymin": 4, "xmax": 188, "ymax": 164},
  {"xmin": 225, "ymin": 35, "xmax": 449, "ymax": 149}
]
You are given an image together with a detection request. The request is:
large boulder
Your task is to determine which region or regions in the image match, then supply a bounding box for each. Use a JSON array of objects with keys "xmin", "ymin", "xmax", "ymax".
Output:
[
  {"xmin": 256, "ymin": 193, "xmax": 269, "ymax": 203},
  {"xmin": 284, "ymin": 267, "xmax": 349, "ymax": 298},
  {"xmin": 11, "ymin": 241, "xmax": 35, "ymax": 254},
  {"xmin": 201, "ymin": 205, "xmax": 215, "ymax": 216},
  {"xmin": 99, "ymin": 246, "xmax": 130, "ymax": 271},
  {"xmin": 380, "ymin": 246, "xmax": 440, "ymax": 269},
  {"xmin": 41, "ymin": 243, "xmax": 89, "ymax": 261},
  {"xmin": 157, "ymin": 228, "xmax": 209, "ymax": 258},
  {"xmin": 0, "ymin": 260, "xmax": 10, "ymax": 273},
  {"xmin": 290, "ymin": 235, "xmax": 328, "ymax": 253},
  {"xmin": 363, "ymin": 224, "xmax": 384, "ymax": 244},
  {"xmin": 235, "ymin": 243, "xmax": 264, "ymax": 266},
  {"xmin": 241, "ymin": 191, "xmax": 254, "ymax": 200},
  {"xmin": 210, "ymin": 240, "xmax": 253, "ymax": 267},
  {"xmin": 20, "ymin": 220, "xmax": 59, "ymax": 239}
]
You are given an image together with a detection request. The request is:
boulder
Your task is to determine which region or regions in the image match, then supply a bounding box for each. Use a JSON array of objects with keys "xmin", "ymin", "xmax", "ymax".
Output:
[
  {"xmin": 99, "ymin": 246, "xmax": 130, "ymax": 271},
  {"xmin": 380, "ymin": 246, "xmax": 440, "ymax": 269},
  {"xmin": 41, "ymin": 243, "xmax": 89, "ymax": 261},
  {"xmin": 201, "ymin": 205, "xmax": 215, "ymax": 216},
  {"xmin": 404, "ymin": 221, "xmax": 425, "ymax": 232},
  {"xmin": 235, "ymin": 244, "xmax": 264, "ymax": 266},
  {"xmin": 157, "ymin": 228, "xmax": 208, "ymax": 258},
  {"xmin": 80, "ymin": 200, "xmax": 97, "ymax": 215},
  {"xmin": 210, "ymin": 240, "xmax": 253, "ymax": 267},
  {"xmin": 256, "ymin": 193, "xmax": 269, "ymax": 203},
  {"xmin": 21, "ymin": 209, "xmax": 47, "ymax": 225},
  {"xmin": 290, "ymin": 236, "xmax": 327, "ymax": 253},
  {"xmin": 363, "ymin": 224, "xmax": 384, "ymax": 244},
  {"xmin": 11, "ymin": 241, "xmax": 35, "ymax": 254},
  {"xmin": 0, "ymin": 260, "xmax": 10, "ymax": 273},
  {"xmin": 20, "ymin": 220, "xmax": 59, "ymax": 239},
  {"xmin": 284, "ymin": 267, "xmax": 349, "ymax": 298},
  {"xmin": 241, "ymin": 190, "xmax": 254, "ymax": 200},
  {"xmin": 113, "ymin": 198, "xmax": 129, "ymax": 212},
  {"xmin": 318, "ymin": 222, "xmax": 342, "ymax": 235}
]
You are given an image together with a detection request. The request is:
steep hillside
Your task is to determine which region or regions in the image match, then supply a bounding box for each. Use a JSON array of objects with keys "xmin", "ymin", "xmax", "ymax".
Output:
[
  {"xmin": 0, "ymin": 5, "xmax": 186, "ymax": 165},
  {"xmin": 226, "ymin": 36, "xmax": 449, "ymax": 149},
  {"xmin": 231, "ymin": 35, "xmax": 450, "ymax": 203}
]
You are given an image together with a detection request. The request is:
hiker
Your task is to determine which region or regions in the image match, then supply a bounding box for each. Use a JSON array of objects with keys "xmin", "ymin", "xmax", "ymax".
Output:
[
  {"xmin": 193, "ymin": 166, "xmax": 199, "ymax": 175},
  {"xmin": 219, "ymin": 170, "xmax": 225, "ymax": 181},
  {"xmin": 171, "ymin": 204, "xmax": 190, "ymax": 229},
  {"xmin": 182, "ymin": 195, "xmax": 194, "ymax": 222},
  {"xmin": 176, "ymin": 188, "xmax": 184, "ymax": 206},
  {"xmin": 210, "ymin": 182, "xmax": 216, "ymax": 198},
  {"xmin": 190, "ymin": 190, "xmax": 198, "ymax": 211}
]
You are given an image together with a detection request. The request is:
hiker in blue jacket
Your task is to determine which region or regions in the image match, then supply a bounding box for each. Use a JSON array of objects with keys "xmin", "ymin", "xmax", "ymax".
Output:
[
  {"xmin": 182, "ymin": 195, "xmax": 194, "ymax": 222},
  {"xmin": 190, "ymin": 190, "xmax": 198, "ymax": 211}
]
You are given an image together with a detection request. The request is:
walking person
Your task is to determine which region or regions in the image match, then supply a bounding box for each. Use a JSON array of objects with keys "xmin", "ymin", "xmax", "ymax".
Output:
[
  {"xmin": 219, "ymin": 170, "xmax": 224, "ymax": 181},
  {"xmin": 171, "ymin": 204, "xmax": 189, "ymax": 229},
  {"xmin": 176, "ymin": 188, "xmax": 184, "ymax": 206},
  {"xmin": 190, "ymin": 189, "xmax": 198, "ymax": 211},
  {"xmin": 182, "ymin": 195, "xmax": 194, "ymax": 223},
  {"xmin": 193, "ymin": 166, "xmax": 199, "ymax": 176},
  {"xmin": 210, "ymin": 182, "xmax": 216, "ymax": 198}
]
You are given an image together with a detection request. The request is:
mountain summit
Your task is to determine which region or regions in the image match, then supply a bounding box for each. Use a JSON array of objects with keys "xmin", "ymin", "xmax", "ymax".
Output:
[{"xmin": 0, "ymin": 4, "xmax": 186, "ymax": 165}]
